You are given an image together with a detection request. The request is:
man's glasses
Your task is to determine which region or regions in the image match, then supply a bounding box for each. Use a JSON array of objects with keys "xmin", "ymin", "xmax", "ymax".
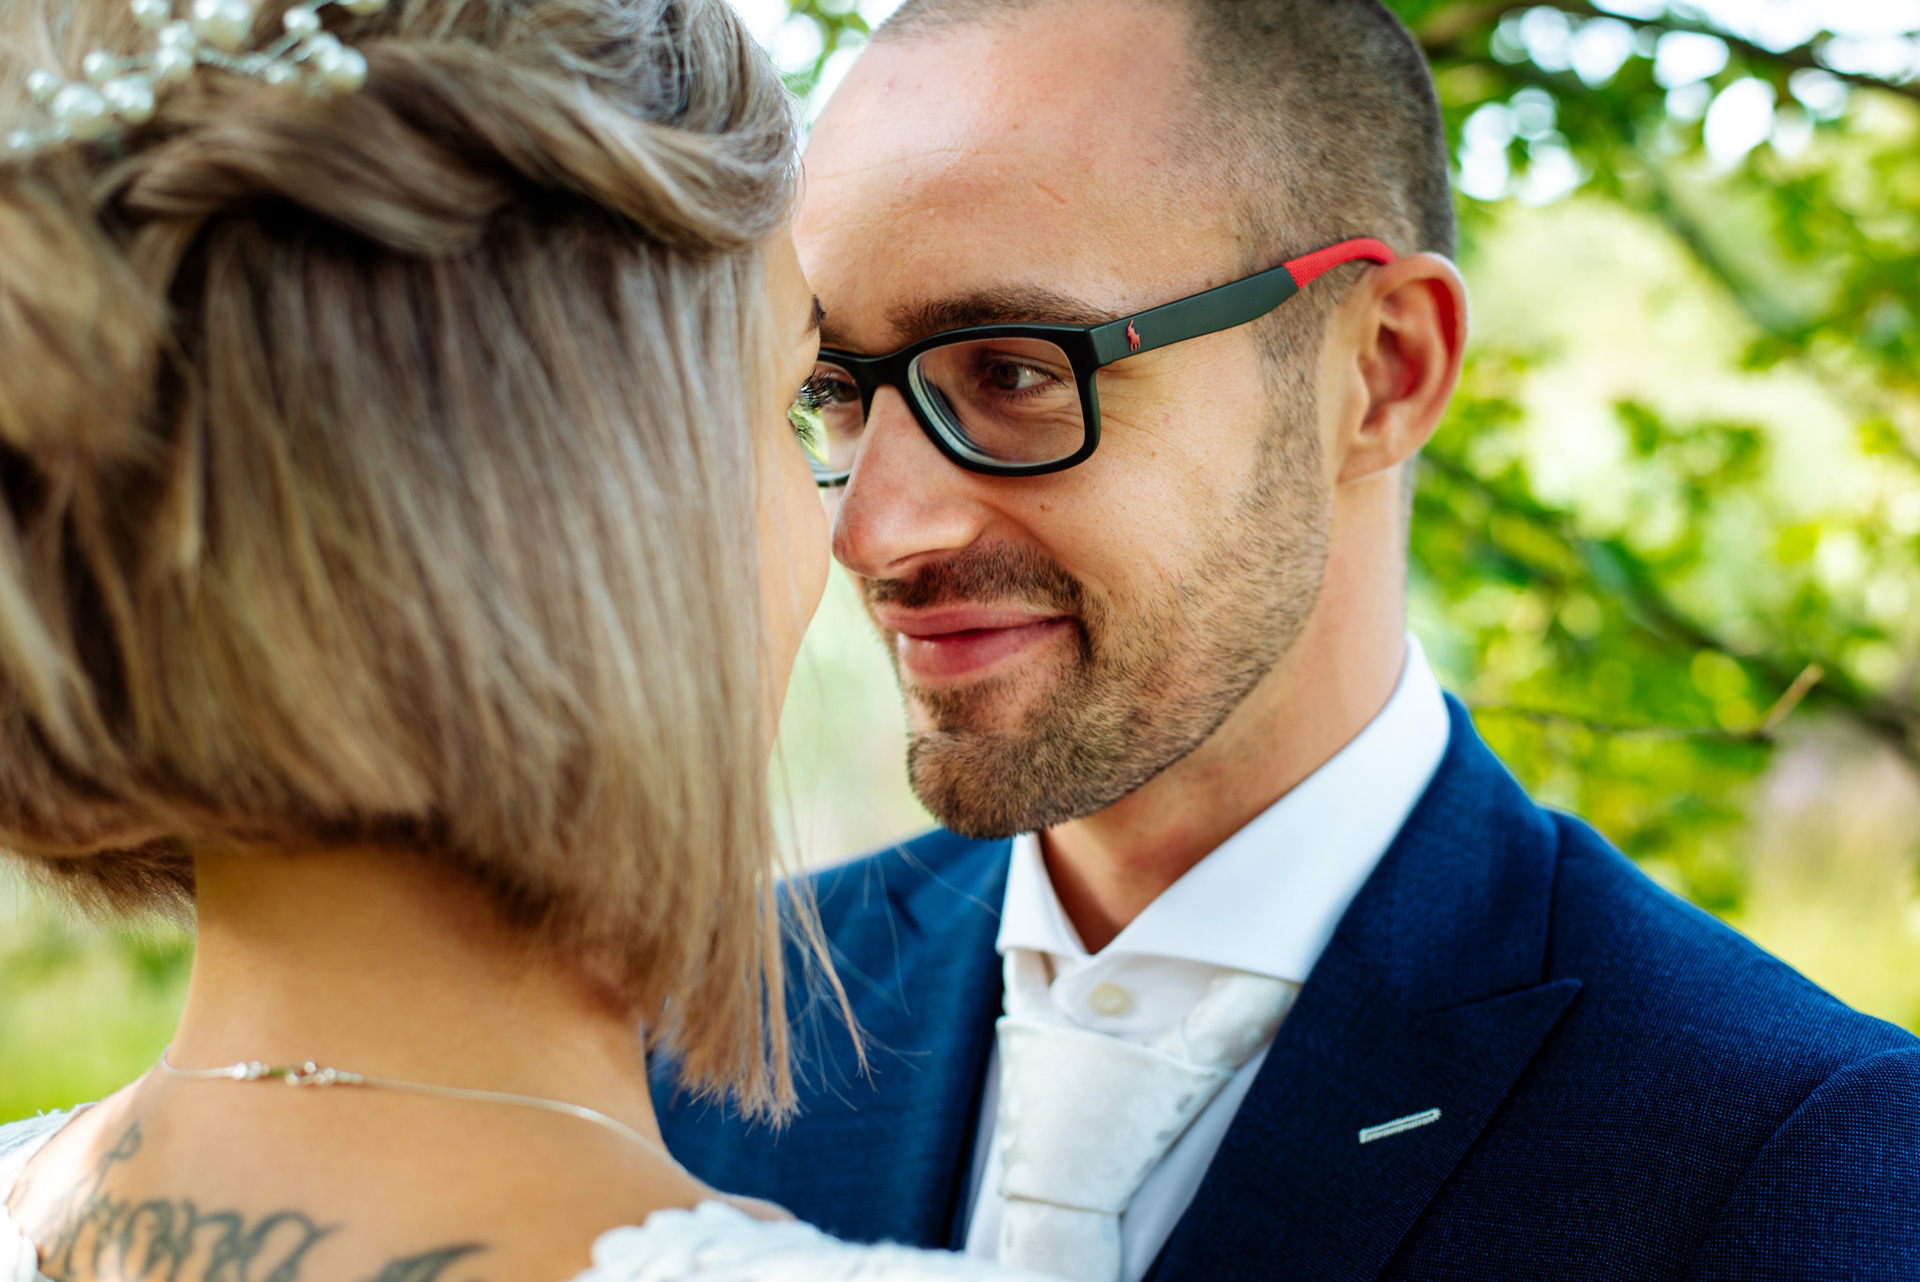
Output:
[{"xmin": 788, "ymin": 237, "xmax": 1395, "ymax": 487}]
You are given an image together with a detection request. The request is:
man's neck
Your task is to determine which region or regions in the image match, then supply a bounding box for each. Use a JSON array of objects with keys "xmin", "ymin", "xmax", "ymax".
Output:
[{"xmin": 1040, "ymin": 619, "xmax": 1408, "ymax": 953}]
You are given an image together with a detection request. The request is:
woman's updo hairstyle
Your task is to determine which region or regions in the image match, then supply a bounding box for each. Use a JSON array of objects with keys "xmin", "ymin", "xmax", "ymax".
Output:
[{"xmin": 0, "ymin": 0, "xmax": 803, "ymax": 1116}]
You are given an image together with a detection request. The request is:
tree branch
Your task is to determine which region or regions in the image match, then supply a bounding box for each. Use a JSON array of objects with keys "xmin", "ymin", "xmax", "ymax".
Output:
[
  {"xmin": 1415, "ymin": 1, "xmax": 1920, "ymax": 104},
  {"xmin": 1630, "ymin": 150, "xmax": 1802, "ymax": 335},
  {"xmin": 1420, "ymin": 450, "xmax": 1920, "ymax": 764},
  {"xmin": 1467, "ymin": 704, "xmax": 1773, "ymax": 743},
  {"xmin": 1627, "ymin": 149, "xmax": 1920, "ymax": 472}
]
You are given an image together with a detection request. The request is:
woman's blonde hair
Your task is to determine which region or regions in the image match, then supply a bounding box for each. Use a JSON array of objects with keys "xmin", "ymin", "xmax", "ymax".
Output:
[{"xmin": 0, "ymin": 0, "xmax": 804, "ymax": 1116}]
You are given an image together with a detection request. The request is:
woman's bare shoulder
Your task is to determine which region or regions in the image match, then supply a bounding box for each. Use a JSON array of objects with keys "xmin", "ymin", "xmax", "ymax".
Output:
[
  {"xmin": 1, "ymin": 1093, "xmax": 682, "ymax": 1282},
  {"xmin": 2, "ymin": 1107, "xmax": 1039, "ymax": 1282}
]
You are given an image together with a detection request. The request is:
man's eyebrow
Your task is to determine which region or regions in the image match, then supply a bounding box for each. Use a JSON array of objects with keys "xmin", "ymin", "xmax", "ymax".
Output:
[
  {"xmin": 820, "ymin": 287, "xmax": 1116, "ymax": 352},
  {"xmin": 894, "ymin": 288, "xmax": 1115, "ymax": 341},
  {"xmin": 808, "ymin": 296, "xmax": 826, "ymax": 334}
]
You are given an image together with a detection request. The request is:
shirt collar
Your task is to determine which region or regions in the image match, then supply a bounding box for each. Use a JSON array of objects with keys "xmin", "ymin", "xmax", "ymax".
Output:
[{"xmin": 997, "ymin": 635, "xmax": 1451, "ymax": 985}]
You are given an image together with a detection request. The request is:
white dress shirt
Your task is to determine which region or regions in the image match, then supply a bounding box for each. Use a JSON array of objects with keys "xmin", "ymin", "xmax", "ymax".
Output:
[{"xmin": 962, "ymin": 637, "xmax": 1451, "ymax": 1282}]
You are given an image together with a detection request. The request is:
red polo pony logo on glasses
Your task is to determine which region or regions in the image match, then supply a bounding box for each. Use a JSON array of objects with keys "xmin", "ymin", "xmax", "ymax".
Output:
[{"xmin": 1126, "ymin": 320, "xmax": 1141, "ymax": 352}]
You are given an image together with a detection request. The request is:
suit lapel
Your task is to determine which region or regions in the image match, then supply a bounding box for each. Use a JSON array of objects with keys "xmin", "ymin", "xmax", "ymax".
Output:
[
  {"xmin": 1149, "ymin": 699, "xmax": 1582, "ymax": 1282},
  {"xmin": 785, "ymin": 832, "xmax": 1010, "ymax": 1247}
]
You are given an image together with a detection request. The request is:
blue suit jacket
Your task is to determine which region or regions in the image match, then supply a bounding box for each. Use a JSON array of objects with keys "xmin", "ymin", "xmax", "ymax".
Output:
[{"xmin": 656, "ymin": 699, "xmax": 1920, "ymax": 1277}]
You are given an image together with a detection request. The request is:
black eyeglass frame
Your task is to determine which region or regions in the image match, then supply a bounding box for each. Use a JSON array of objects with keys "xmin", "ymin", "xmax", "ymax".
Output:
[{"xmin": 809, "ymin": 237, "xmax": 1396, "ymax": 486}]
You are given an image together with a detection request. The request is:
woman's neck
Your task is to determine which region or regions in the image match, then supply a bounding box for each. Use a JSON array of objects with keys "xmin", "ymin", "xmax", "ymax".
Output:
[
  {"xmin": 10, "ymin": 846, "xmax": 741, "ymax": 1282},
  {"xmin": 172, "ymin": 844, "xmax": 664, "ymax": 1146}
]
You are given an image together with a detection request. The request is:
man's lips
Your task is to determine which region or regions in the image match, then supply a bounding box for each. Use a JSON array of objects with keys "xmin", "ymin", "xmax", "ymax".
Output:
[{"xmin": 870, "ymin": 606, "xmax": 1073, "ymax": 683}]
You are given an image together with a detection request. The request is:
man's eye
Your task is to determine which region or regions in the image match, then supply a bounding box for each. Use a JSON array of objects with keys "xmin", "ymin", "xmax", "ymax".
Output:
[{"xmin": 984, "ymin": 362, "xmax": 1056, "ymax": 393}]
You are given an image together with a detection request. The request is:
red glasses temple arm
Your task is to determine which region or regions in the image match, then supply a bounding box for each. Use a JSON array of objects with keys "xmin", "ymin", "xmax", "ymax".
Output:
[{"xmin": 1281, "ymin": 237, "xmax": 1397, "ymax": 288}]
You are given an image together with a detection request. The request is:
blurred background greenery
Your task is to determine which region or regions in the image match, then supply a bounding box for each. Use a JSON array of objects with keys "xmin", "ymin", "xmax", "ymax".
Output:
[{"xmin": 5, "ymin": 0, "xmax": 1918, "ymax": 1119}]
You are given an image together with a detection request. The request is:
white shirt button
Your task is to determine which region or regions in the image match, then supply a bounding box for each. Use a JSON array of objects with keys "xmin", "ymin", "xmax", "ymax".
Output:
[{"xmin": 1087, "ymin": 982, "xmax": 1133, "ymax": 1018}]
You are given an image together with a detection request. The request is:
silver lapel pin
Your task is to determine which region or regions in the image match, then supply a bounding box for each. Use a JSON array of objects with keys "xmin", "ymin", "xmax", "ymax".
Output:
[{"xmin": 1358, "ymin": 1107, "xmax": 1442, "ymax": 1144}]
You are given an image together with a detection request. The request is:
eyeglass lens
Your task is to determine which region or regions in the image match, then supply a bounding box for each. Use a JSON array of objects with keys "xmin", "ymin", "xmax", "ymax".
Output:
[{"xmin": 798, "ymin": 337, "xmax": 1086, "ymax": 482}]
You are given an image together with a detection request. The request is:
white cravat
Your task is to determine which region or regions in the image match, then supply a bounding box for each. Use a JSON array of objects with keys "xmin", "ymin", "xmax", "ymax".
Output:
[
  {"xmin": 994, "ymin": 951, "xmax": 1298, "ymax": 1282},
  {"xmin": 964, "ymin": 636, "xmax": 1453, "ymax": 1282}
]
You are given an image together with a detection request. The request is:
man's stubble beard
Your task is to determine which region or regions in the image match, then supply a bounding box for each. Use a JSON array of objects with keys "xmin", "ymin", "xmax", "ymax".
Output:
[{"xmin": 867, "ymin": 397, "xmax": 1332, "ymax": 840}]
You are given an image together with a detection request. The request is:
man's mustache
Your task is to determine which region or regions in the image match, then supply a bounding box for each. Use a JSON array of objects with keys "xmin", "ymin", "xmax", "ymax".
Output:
[{"xmin": 860, "ymin": 544, "xmax": 1087, "ymax": 617}]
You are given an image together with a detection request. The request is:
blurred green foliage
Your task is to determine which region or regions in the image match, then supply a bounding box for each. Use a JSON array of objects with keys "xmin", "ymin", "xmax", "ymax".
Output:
[
  {"xmin": 781, "ymin": 0, "xmax": 1920, "ymax": 911},
  {"xmin": 0, "ymin": 877, "xmax": 191, "ymax": 1118},
  {"xmin": 1407, "ymin": 0, "xmax": 1920, "ymax": 909}
]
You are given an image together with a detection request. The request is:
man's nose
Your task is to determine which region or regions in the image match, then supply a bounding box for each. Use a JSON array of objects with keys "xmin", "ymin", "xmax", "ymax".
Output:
[{"xmin": 831, "ymin": 384, "xmax": 994, "ymax": 580}]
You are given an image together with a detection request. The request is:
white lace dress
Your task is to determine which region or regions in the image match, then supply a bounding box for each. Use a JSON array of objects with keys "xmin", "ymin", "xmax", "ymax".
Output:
[{"xmin": 0, "ymin": 1112, "xmax": 1039, "ymax": 1282}]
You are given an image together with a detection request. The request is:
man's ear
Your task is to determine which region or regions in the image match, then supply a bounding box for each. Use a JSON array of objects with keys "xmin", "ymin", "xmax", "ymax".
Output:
[{"xmin": 1334, "ymin": 252, "xmax": 1468, "ymax": 486}]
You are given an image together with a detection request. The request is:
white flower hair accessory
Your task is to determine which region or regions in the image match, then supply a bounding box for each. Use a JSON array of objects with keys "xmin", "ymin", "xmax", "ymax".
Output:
[{"xmin": 6, "ymin": 0, "xmax": 385, "ymax": 156}]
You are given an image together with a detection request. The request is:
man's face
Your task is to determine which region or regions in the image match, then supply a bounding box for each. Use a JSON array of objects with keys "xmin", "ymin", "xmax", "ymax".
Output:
[{"xmin": 800, "ymin": 2, "xmax": 1336, "ymax": 838}]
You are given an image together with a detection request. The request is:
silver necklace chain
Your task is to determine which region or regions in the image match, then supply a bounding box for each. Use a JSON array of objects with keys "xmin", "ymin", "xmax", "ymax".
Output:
[{"xmin": 157, "ymin": 1047, "xmax": 666, "ymax": 1156}]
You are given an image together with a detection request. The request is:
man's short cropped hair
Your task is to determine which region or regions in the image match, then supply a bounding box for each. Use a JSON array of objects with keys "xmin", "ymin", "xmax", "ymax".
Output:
[{"xmin": 876, "ymin": 0, "xmax": 1455, "ymax": 264}]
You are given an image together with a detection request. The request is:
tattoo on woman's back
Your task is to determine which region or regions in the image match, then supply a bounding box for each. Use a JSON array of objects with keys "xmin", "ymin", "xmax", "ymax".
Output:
[{"xmin": 25, "ymin": 1124, "xmax": 488, "ymax": 1282}]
